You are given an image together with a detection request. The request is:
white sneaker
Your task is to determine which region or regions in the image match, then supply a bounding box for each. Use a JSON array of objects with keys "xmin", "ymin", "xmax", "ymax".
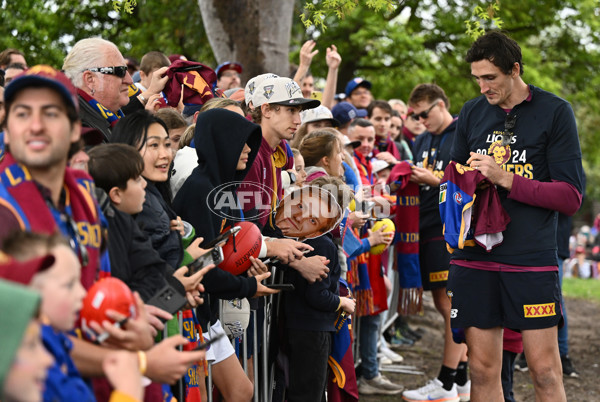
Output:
[
  {"xmin": 358, "ymin": 374, "xmax": 404, "ymax": 395},
  {"xmin": 402, "ymin": 378, "xmax": 459, "ymax": 402},
  {"xmin": 456, "ymin": 380, "xmax": 470, "ymax": 401},
  {"xmin": 379, "ymin": 355, "xmax": 393, "ymax": 365},
  {"xmin": 380, "ymin": 343, "xmax": 404, "ymax": 363}
]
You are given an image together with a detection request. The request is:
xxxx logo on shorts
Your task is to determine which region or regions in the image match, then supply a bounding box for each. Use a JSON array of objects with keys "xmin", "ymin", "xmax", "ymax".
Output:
[
  {"xmin": 429, "ymin": 270, "xmax": 449, "ymax": 282},
  {"xmin": 523, "ymin": 303, "xmax": 556, "ymax": 318}
]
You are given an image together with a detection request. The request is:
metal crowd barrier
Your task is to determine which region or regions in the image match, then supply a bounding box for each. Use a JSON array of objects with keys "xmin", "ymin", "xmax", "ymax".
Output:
[{"xmin": 200, "ymin": 243, "xmax": 406, "ymax": 401}]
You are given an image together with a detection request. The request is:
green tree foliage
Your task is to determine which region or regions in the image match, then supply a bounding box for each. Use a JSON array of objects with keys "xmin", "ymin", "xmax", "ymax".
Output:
[
  {"xmin": 1, "ymin": 0, "xmax": 598, "ymax": 210},
  {"xmin": 0, "ymin": 0, "xmax": 215, "ymax": 68},
  {"xmin": 293, "ymin": 0, "xmax": 599, "ymax": 207},
  {"xmin": 300, "ymin": 0, "xmax": 395, "ymax": 31}
]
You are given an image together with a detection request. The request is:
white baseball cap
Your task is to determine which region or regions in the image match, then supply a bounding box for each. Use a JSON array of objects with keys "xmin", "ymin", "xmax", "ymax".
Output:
[
  {"xmin": 244, "ymin": 73, "xmax": 279, "ymax": 105},
  {"xmin": 252, "ymin": 77, "xmax": 320, "ymax": 110},
  {"xmin": 300, "ymin": 105, "xmax": 341, "ymax": 127},
  {"xmin": 372, "ymin": 158, "xmax": 394, "ymax": 174}
]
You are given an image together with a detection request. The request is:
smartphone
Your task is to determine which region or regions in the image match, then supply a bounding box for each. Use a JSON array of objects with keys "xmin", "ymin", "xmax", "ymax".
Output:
[
  {"xmin": 146, "ymin": 276, "xmax": 188, "ymax": 319},
  {"xmin": 204, "ymin": 226, "xmax": 241, "ymax": 249},
  {"xmin": 194, "ymin": 332, "xmax": 226, "ymax": 351},
  {"xmin": 265, "ymin": 283, "xmax": 295, "ymax": 291},
  {"xmin": 310, "ymin": 91, "xmax": 323, "ymax": 101},
  {"xmin": 188, "ymin": 246, "xmax": 224, "ymax": 275}
]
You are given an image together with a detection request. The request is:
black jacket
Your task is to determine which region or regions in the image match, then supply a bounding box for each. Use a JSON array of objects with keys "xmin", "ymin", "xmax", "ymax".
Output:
[
  {"xmin": 106, "ymin": 205, "xmax": 172, "ymax": 302},
  {"xmin": 78, "ymin": 95, "xmax": 144, "ymax": 143},
  {"xmin": 284, "ymin": 234, "xmax": 341, "ymax": 332},
  {"xmin": 173, "ymin": 108, "xmax": 263, "ymax": 330},
  {"xmin": 136, "ymin": 182, "xmax": 183, "ymax": 269},
  {"xmin": 78, "ymin": 95, "xmax": 112, "ymax": 143}
]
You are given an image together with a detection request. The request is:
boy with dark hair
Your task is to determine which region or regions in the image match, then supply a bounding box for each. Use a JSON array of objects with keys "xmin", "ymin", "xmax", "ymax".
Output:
[
  {"xmin": 88, "ymin": 143, "xmax": 206, "ymax": 302},
  {"xmin": 88, "ymin": 144, "xmax": 147, "ymax": 214},
  {"xmin": 367, "ymin": 100, "xmax": 401, "ymax": 163}
]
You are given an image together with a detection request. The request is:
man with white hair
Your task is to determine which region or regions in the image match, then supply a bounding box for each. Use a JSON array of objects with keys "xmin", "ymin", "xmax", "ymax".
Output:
[{"xmin": 63, "ymin": 37, "xmax": 166, "ymax": 142}]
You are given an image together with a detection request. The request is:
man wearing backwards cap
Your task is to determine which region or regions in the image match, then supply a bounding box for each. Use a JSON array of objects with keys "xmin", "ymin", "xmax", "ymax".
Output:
[{"xmin": 215, "ymin": 61, "xmax": 243, "ymax": 90}]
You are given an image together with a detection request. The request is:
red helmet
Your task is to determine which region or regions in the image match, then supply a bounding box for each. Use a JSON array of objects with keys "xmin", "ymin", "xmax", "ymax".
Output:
[
  {"xmin": 220, "ymin": 222, "xmax": 262, "ymax": 276},
  {"xmin": 80, "ymin": 277, "xmax": 137, "ymax": 340}
]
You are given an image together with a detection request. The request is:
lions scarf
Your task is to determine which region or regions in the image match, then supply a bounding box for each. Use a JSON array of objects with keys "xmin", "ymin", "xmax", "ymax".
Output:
[
  {"xmin": 389, "ymin": 161, "xmax": 423, "ymax": 315},
  {"xmin": 78, "ymin": 89, "xmax": 124, "ymax": 128},
  {"xmin": 163, "ymin": 60, "xmax": 222, "ymax": 106},
  {"xmin": 0, "ymin": 152, "xmax": 109, "ymax": 289},
  {"xmin": 327, "ymin": 279, "xmax": 359, "ymax": 402}
]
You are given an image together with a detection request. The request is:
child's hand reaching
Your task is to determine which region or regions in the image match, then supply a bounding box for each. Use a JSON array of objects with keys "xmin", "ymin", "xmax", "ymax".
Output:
[{"xmin": 367, "ymin": 225, "xmax": 394, "ymax": 247}]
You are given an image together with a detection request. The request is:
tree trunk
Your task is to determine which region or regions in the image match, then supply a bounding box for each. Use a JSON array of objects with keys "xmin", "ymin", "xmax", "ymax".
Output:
[{"xmin": 198, "ymin": 0, "xmax": 295, "ymax": 83}]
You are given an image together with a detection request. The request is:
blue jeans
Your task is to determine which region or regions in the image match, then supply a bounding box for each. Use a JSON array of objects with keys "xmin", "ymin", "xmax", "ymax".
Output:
[
  {"xmin": 359, "ymin": 314, "xmax": 381, "ymax": 379},
  {"xmin": 558, "ymin": 259, "xmax": 568, "ymax": 356}
]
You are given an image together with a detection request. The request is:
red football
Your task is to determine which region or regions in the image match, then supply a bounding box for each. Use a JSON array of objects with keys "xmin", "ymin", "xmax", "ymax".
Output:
[
  {"xmin": 220, "ymin": 222, "xmax": 262, "ymax": 275},
  {"xmin": 80, "ymin": 277, "xmax": 137, "ymax": 340}
]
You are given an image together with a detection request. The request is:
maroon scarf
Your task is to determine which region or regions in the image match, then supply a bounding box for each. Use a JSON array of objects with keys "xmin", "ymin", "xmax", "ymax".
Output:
[
  {"xmin": 389, "ymin": 162, "xmax": 423, "ymax": 315},
  {"xmin": 0, "ymin": 152, "xmax": 107, "ymax": 289}
]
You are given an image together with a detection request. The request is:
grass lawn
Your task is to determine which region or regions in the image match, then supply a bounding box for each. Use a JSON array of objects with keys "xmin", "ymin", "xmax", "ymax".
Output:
[{"xmin": 562, "ymin": 277, "xmax": 600, "ymax": 303}]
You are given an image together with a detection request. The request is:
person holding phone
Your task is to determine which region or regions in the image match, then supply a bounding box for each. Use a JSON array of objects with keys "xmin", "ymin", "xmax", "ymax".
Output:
[
  {"xmin": 173, "ymin": 108, "xmax": 280, "ymax": 401},
  {"xmin": 110, "ymin": 110, "xmax": 209, "ymax": 399}
]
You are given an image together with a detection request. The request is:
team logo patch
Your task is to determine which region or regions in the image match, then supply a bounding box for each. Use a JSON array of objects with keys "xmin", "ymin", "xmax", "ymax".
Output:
[
  {"xmin": 248, "ymin": 82, "xmax": 256, "ymax": 95},
  {"xmin": 488, "ymin": 142, "xmax": 510, "ymax": 165},
  {"xmin": 439, "ymin": 183, "xmax": 447, "ymax": 204},
  {"xmin": 455, "ymin": 163, "xmax": 475, "ymax": 174},
  {"xmin": 453, "ymin": 191, "xmax": 462, "ymax": 205},
  {"xmin": 430, "ymin": 270, "xmax": 448, "ymax": 282},
  {"xmin": 285, "ymin": 81, "xmax": 301, "ymax": 98},
  {"xmin": 523, "ymin": 303, "xmax": 556, "ymax": 318},
  {"xmin": 262, "ymin": 85, "xmax": 274, "ymax": 99},
  {"xmin": 227, "ymin": 299, "xmax": 243, "ymax": 309}
]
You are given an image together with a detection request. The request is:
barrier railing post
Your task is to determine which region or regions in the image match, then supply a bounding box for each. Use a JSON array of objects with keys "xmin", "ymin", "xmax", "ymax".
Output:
[{"xmin": 178, "ymin": 311, "xmax": 185, "ymax": 400}]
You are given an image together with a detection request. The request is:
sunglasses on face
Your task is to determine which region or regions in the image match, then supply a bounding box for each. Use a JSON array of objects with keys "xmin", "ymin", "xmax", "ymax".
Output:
[
  {"xmin": 501, "ymin": 114, "xmax": 517, "ymax": 146},
  {"xmin": 410, "ymin": 100, "xmax": 440, "ymax": 121},
  {"xmin": 85, "ymin": 66, "xmax": 128, "ymax": 78}
]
